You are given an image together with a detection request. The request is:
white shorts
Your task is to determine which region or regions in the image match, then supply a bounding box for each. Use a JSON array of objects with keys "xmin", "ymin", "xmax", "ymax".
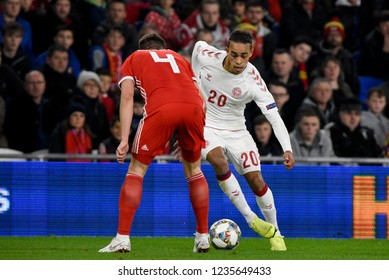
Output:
[{"xmin": 202, "ymin": 127, "xmax": 261, "ymax": 175}]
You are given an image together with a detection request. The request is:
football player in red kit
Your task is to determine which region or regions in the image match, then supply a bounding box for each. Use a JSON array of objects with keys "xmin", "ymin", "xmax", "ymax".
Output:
[{"xmin": 99, "ymin": 33, "xmax": 210, "ymax": 253}]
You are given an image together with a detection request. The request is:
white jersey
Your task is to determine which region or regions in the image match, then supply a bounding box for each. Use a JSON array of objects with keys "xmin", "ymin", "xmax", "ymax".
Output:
[
  {"xmin": 192, "ymin": 41, "xmax": 292, "ymax": 152},
  {"xmin": 192, "ymin": 41, "xmax": 278, "ymax": 130}
]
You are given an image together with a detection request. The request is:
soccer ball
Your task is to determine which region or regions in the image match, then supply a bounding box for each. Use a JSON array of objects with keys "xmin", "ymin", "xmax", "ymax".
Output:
[{"xmin": 209, "ymin": 219, "xmax": 241, "ymax": 250}]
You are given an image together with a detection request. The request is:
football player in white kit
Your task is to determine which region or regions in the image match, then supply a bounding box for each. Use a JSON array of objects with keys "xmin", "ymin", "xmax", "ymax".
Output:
[{"xmin": 191, "ymin": 29, "xmax": 295, "ymax": 251}]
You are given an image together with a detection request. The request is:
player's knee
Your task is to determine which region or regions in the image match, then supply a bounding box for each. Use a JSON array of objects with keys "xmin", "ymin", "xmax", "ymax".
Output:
[{"xmin": 207, "ymin": 154, "xmax": 228, "ymax": 170}]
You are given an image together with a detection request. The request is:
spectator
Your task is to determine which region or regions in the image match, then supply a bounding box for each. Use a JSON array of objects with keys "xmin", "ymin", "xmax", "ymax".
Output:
[
  {"xmin": 34, "ymin": 0, "xmax": 89, "ymax": 67},
  {"xmin": 0, "ymin": 47, "xmax": 24, "ymax": 103},
  {"xmin": 92, "ymin": 0, "xmax": 138, "ymax": 57},
  {"xmin": 295, "ymin": 77, "xmax": 337, "ymax": 129},
  {"xmin": 310, "ymin": 17, "xmax": 360, "ymax": 95},
  {"xmin": 49, "ymin": 102, "xmax": 93, "ymax": 162},
  {"xmin": 229, "ymin": 0, "xmax": 247, "ymax": 30},
  {"xmin": 265, "ymin": 49, "xmax": 306, "ymax": 118},
  {"xmin": 36, "ymin": 25, "xmax": 81, "ymax": 78},
  {"xmin": 361, "ymin": 87, "xmax": 389, "ymax": 149},
  {"xmin": 331, "ymin": 0, "xmax": 363, "ymax": 52},
  {"xmin": 252, "ymin": 114, "xmax": 283, "ymax": 156},
  {"xmin": 72, "ymin": 70, "xmax": 110, "ymax": 150},
  {"xmin": 268, "ymin": 80, "xmax": 295, "ymax": 132},
  {"xmin": 359, "ymin": 10, "xmax": 389, "ymax": 81},
  {"xmin": 41, "ymin": 44, "xmax": 76, "ymax": 125},
  {"xmin": 177, "ymin": 0, "xmax": 230, "ymax": 52},
  {"xmin": 279, "ymin": 0, "xmax": 327, "ymax": 48},
  {"xmin": 290, "ymin": 107, "xmax": 334, "ymax": 158},
  {"xmin": 318, "ymin": 55, "xmax": 354, "ymax": 109},
  {"xmin": 325, "ymin": 97, "xmax": 382, "ymax": 158},
  {"xmin": 96, "ymin": 67, "xmax": 116, "ymax": 123},
  {"xmin": 89, "ymin": 24, "xmax": 125, "ymax": 91},
  {"xmin": 0, "ymin": 0, "xmax": 33, "ymax": 55},
  {"xmin": 4, "ymin": 70, "xmax": 55, "ymax": 153},
  {"xmin": 143, "ymin": 0, "xmax": 182, "ymax": 50},
  {"xmin": 289, "ymin": 36, "xmax": 315, "ymax": 91},
  {"xmin": 1, "ymin": 21, "xmax": 32, "ymax": 80},
  {"xmin": 0, "ymin": 95, "xmax": 7, "ymax": 147},
  {"xmin": 98, "ymin": 115, "xmax": 121, "ymax": 162},
  {"xmin": 241, "ymin": 0, "xmax": 277, "ymax": 70}
]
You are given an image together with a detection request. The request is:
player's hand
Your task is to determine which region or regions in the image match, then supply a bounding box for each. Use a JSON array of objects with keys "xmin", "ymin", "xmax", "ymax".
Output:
[
  {"xmin": 283, "ymin": 150, "xmax": 295, "ymax": 170},
  {"xmin": 171, "ymin": 140, "xmax": 182, "ymax": 161},
  {"xmin": 116, "ymin": 141, "xmax": 129, "ymax": 164}
]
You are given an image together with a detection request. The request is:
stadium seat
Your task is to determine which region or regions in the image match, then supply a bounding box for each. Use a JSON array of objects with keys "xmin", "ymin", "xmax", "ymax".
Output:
[{"xmin": 358, "ymin": 76, "xmax": 384, "ymax": 109}]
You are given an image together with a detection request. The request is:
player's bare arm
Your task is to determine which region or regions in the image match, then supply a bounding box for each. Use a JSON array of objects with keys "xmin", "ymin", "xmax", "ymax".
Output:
[{"xmin": 117, "ymin": 79, "xmax": 135, "ymax": 163}]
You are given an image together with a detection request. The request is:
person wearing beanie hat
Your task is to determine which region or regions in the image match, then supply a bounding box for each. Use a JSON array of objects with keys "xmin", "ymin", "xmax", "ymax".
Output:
[
  {"xmin": 77, "ymin": 70, "xmax": 101, "ymax": 90},
  {"xmin": 73, "ymin": 70, "xmax": 111, "ymax": 150},
  {"xmin": 323, "ymin": 17, "xmax": 345, "ymax": 41},
  {"xmin": 66, "ymin": 102, "xmax": 86, "ymax": 118},
  {"xmin": 49, "ymin": 101, "xmax": 93, "ymax": 162},
  {"xmin": 309, "ymin": 17, "xmax": 360, "ymax": 95},
  {"xmin": 325, "ymin": 97, "xmax": 383, "ymax": 158}
]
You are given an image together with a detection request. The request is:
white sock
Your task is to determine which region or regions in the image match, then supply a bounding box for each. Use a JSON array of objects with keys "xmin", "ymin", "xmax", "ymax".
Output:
[
  {"xmin": 116, "ymin": 233, "xmax": 129, "ymax": 240},
  {"xmin": 255, "ymin": 186, "xmax": 281, "ymax": 236},
  {"xmin": 218, "ymin": 172, "xmax": 256, "ymax": 225}
]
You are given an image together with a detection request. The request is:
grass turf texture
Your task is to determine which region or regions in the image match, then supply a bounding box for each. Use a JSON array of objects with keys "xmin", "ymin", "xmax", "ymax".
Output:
[{"xmin": 0, "ymin": 237, "xmax": 388, "ymax": 260}]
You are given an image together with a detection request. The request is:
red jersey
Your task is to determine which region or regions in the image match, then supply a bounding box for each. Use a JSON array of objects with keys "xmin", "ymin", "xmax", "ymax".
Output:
[{"xmin": 118, "ymin": 49, "xmax": 203, "ymax": 113}]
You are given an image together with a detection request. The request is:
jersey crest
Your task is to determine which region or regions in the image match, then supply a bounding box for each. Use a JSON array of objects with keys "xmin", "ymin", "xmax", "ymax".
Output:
[{"xmin": 232, "ymin": 87, "xmax": 242, "ymax": 98}]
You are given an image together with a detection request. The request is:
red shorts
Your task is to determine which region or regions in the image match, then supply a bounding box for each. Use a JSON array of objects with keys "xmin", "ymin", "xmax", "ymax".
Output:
[{"xmin": 131, "ymin": 103, "xmax": 205, "ymax": 165}]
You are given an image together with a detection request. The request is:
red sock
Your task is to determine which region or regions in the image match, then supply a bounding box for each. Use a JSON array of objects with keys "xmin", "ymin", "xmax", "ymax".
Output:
[
  {"xmin": 254, "ymin": 183, "xmax": 268, "ymax": 197},
  {"xmin": 187, "ymin": 172, "xmax": 209, "ymax": 234},
  {"xmin": 118, "ymin": 173, "xmax": 143, "ymax": 235}
]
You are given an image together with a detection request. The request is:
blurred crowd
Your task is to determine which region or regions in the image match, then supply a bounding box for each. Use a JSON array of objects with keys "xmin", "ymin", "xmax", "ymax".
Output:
[{"xmin": 1, "ymin": 0, "xmax": 389, "ymax": 162}]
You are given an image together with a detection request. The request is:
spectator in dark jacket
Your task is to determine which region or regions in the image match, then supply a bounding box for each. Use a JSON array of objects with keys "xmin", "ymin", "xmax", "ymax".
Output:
[
  {"xmin": 325, "ymin": 97, "xmax": 383, "ymax": 158},
  {"xmin": 4, "ymin": 70, "xmax": 55, "ymax": 153},
  {"xmin": 49, "ymin": 102, "xmax": 93, "ymax": 162},
  {"xmin": 0, "ymin": 50, "xmax": 24, "ymax": 103},
  {"xmin": 252, "ymin": 114, "xmax": 283, "ymax": 156},
  {"xmin": 1, "ymin": 21, "xmax": 33, "ymax": 80},
  {"xmin": 41, "ymin": 44, "xmax": 76, "ymax": 125}
]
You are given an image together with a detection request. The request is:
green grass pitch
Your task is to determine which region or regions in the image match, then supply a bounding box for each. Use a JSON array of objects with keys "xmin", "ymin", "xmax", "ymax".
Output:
[{"xmin": 0, "ymin": 236, "xmax": 388, "ymax": 260}]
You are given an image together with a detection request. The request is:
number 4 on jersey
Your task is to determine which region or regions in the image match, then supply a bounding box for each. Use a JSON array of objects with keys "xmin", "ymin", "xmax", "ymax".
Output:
[{"xmin": 150, "ymin": 51, "xmax": 180, "ymax": 73}]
